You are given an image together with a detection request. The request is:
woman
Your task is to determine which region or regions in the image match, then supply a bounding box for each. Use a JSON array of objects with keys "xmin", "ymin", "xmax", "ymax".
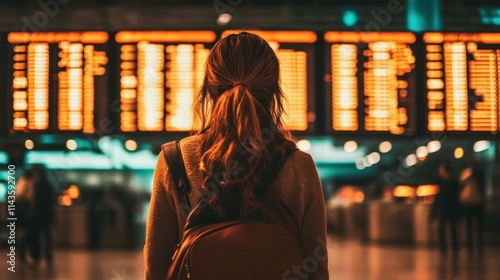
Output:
[{"xmin": 144, "ymin": 32, "xmax": 328, "ymax": 279}]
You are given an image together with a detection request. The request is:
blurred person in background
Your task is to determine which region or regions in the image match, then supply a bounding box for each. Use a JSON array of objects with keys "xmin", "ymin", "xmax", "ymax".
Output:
[
  {"xmin": 15, "ymin": 169, "xmax": 36, "ymax": 264},
  {"xmin": 459, "ymin": 158, "xmax": 486, "ymax": 256},
  {"xmin": 28, "ymin": 165, "xmax": 56, "ymax": 265},
  {"xmin": 431, "ymin": 162, "xmax": 461, "ymax": 257}
]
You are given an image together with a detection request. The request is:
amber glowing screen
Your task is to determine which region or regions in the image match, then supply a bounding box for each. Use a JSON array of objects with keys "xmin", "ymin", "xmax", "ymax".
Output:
[
  {"xmin": 116, "ymin": 31, "xmax": 216, "ymax": 132},
  {"xmin": 325, "ymin": 32, "xmax": 417, "ymax": 135},
  {"xmin": 223, "ymin": 30, "xmax": 316, "ymax": 131},
  {"xmin": 424, "ymin": 33, "xmax": 500, "ymax": 133},
  {"xmin": 8, "ymin": 32, "xmax": 108, "ymax": 133}
]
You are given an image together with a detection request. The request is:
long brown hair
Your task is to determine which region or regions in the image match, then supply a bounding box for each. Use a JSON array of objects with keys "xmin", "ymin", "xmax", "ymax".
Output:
[{"xmin": 195, "ymin": 32, "xmax": 292, "ymax": 220}]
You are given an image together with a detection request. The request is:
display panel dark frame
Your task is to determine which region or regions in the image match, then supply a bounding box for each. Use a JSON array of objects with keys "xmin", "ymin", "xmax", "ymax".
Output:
[
  {"xmin": 0, "ymin": 33, "xmax": 8, "ymax": 138},
  {"xmin": 6, "ymin": 31, "xmax": 111, "ymax": 136},
  {"xmin": 421, "ymin": 31, "xmax": 500, "ymax": 138},
  {"xmin": 1, "ymin": 30, "xmax": 499, "ymax": 140},
  {"xmin": 114, "ymin": 30, "xmax": 217, "ymax": 135},
  {"xmin": 324, "ymin": 31, "xmax": 420, "ymax": 138}
]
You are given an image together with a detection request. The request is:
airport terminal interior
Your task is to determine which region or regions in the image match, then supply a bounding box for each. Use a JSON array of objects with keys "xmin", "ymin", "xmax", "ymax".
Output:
[{"xmin": 0, "ymin": 0, "xmax": 500, "ymax": 279}]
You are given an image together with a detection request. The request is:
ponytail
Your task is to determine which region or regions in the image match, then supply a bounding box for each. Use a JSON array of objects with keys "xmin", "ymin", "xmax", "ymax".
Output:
[
  {"xmin": 196, "ymin": 32, "xmax": 291, "ymax": 220},
  {"xmin": 200, "ymin": 84, "xmax": 271, "ymax": 219}
]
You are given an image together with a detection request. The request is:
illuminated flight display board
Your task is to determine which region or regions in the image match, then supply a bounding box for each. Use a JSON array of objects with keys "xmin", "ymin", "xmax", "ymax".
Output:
[
  {"xmin": 325, "ymin": 32, "xmax": 418, "ymax": 135},
  {"xmin": 222, "ymin": 30, "xmax": 317, "ymax": 132},
  {"xmin": 115, "ymin": 31, "xmax": 216, "ymax": 132},
  {"xmin": 8, "ymin": 32, "xmax": 109, "ymax": 133},
  {"xmin": 424, "ymin": 33, "xmax": 500, "ymax": 133}
]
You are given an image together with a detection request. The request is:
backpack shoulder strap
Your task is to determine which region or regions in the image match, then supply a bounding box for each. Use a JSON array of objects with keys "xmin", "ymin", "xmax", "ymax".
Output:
[
  {"xmin": 259, "ymin": 140, "xmax": 298, "ymax": 190},
  {"xmin": 162, "ymin": 141, "xmax": 192, "ymax": 208},
  {"xmin": 258, "ymin": 143, "xmax": 304, "ymax": 251}
]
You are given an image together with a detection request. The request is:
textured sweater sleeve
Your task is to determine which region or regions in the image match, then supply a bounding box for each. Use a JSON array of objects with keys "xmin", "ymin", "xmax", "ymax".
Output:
[
  {"xmin": 144, "ymin": 151, "xmax": 179, "ymax": 280},
  {"xmin": 298, "ymin": 154, "xmax": 329, "ymax": 280}
]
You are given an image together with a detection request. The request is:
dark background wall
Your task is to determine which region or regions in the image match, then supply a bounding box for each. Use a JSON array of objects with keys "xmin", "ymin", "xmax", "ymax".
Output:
[{"xmin": 0, "ymin": 0, "xmax": 497, "ymax": 32}]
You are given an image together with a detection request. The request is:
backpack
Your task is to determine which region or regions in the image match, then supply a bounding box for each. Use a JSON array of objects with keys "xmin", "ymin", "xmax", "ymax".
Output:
[
  {"xmin": 459, "ymin": 167, "xmax": 482, "ymax": 205},
  {"xmin": 162, "ymin": 141, "xmax": 304, "ymax": 280}
]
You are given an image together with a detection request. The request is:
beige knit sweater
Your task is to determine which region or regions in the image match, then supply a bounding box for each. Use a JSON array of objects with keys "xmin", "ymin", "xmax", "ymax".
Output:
[{"xmin": 144, "ymin": 135, "xmax": 329, "ymax": 280}]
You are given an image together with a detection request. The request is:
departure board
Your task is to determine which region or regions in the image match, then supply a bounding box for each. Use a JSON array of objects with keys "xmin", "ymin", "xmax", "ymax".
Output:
[
  {"xmin": 424, "ymin": 33, "xmax": 500, "ymax": 133},
  {"xmin": 325, "ymin": 32, "xmax": 417, "ymax": 135},
  {"xmin": 115, "ymin": 31, "xmax": 216, "ymax": 132},
  {"xmin": 7, "ymin": 32, "xmax": 109, "ymax": 134},
  {"xmin": 222, "ymin": 30, "xmax": 317, "ymax": 132}
]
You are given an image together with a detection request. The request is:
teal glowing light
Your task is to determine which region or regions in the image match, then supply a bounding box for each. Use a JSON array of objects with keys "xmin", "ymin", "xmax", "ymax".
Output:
[
  {"xmin": 479, "ymin": 8, "xmax": 500, "ymax": 25},
  {"xmin": 26, "ymin": 151, "xmax": 113, "ymax": 169},
  {"xmin": 342, "ymin": 10, "xmax": 359, "ymax": 27},
  {"xmin": 406, "ymin": 0, "xmax": 442, "ymax": 31},
  {"xmin": 299, "ymin": 137, "xmax": 365, "ymax": 164},
  {"xmin": 0, "ymin": 182, "xmax": 6, "ymax": 202},
  {"xmin": 98, "ymin": 137, "xmax": 157, "ymax": 170},
  {"xmin": 25, "ymin": 149, "xmax": 157, "ymax": 170},
  {"xmin": 24, "ymin": 137, "xmax": 158, "ymax": 170},
  {"xmin": 0, "ymin": 152, "xmax": 8, "ymax": 164}
]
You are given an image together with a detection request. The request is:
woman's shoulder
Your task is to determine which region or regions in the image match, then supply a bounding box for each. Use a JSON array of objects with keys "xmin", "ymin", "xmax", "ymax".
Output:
[
  {"xmin": 179, "ymin": 134, "xmax": 202, "ymax": 145},
  {"xmin": 289, "ymin": 149, "xmax": 316, "ymax": 167},
  {"xmin": 159, "ymin": 135, "xmax": 202, "ymax": 155},
  {"xmin": 279, "ymin": 149, "xmax": 318, "ymax": 184},
  {"xmin": 178, "ymin": 135, "xmax": 202, "ymax": 158},
  {"xmin": 157, "ymin": 135, "xmax": 202, "ymax": 171},
  {"xmin": 290, "ymin": 148, "xmax": 313, "ymax": 159},
  {"xmin": 171, "ymin": 136, "xmax": 317, "ymax": 172},
  {"xmin": 274, "ymin": 149, "xmax": 321, "ymax": 207}
]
